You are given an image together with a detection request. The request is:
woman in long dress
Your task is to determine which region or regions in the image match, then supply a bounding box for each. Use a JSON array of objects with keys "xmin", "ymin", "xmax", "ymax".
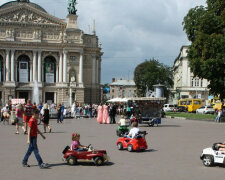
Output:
[
  {"xmin": 97, "ymin": 104, "xmax": 103, "ymax": 123},
  {"xmin": 103, "ymin": 104, "xmax": 110, "ymax": 124}
]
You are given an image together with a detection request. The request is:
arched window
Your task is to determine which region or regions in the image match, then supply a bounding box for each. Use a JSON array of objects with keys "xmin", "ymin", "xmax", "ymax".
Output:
[
  {"xmin": 17, "ymin": 55, "xmax": 30, "ymax": 83},
  {"xmin": 44, "ymin": 56, "xmax": 56, "ymax": 83},
  {"xmin": 0, "ymin": 55, "xmax": 3, "ymax": 82}
]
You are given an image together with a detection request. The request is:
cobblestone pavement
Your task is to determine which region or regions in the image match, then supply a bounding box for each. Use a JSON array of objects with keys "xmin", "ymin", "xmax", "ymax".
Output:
[{"xmin": 0, "ymin": 117, "xmax": 225, "ymax": 180}]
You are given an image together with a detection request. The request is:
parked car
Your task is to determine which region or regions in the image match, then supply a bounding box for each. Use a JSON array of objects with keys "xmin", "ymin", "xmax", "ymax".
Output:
[
  {"xmin": 163, "ymin": 104, "xmax": 175, "ymax": 112},
  {"xmin": 196, "ymin": 106, "xmax": 214, "ymax": 114},
  {"xmin": 174, "ymin": 106, "xmax": 188, "ymax": 112}
]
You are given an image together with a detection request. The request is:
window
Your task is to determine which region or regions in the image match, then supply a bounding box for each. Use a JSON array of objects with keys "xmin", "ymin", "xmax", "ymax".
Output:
[
  {"xmin": 194, "ymin": 100, "xmax": 201, "ymax": 105},
  {"xmin": 191, "ymin": 79, "xmax": 194, "ymax": 87},
  {"xmin": 112, "ymin": 89, "xmax": 114, "ymax": 93},
  {"xmin": 44, "ymin": 56, "xmax": 56, "ymax": 83}
]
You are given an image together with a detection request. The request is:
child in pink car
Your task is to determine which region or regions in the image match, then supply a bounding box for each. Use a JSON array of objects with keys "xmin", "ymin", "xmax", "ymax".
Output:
[{"xmin": 71, "ymin": 133, "xmax": 88, "ymax": 151}]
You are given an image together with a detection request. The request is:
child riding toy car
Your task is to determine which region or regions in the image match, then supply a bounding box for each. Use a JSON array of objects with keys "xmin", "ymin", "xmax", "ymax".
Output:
[
  {"xmin": 116, "ymin": 131, "xmax": 148, "ymax": 152},
  {"xmin": 62, "ymin": 144, "xmax": 109, "ymax": 166},
  {"xmin": 200, "ymin": 142, "xmax": 225, "ymax": 167}
]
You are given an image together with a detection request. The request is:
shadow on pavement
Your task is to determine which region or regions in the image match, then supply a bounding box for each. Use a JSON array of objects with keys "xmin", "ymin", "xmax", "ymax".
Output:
[
  {"xmin": 46, "ymin": 131, "xmax": 66, "ymax": 134},
  {"xmin": 48, "ymin": 162, "xmax": 114, "ymax": 167},
  {"xmin": 48, "ymin": 162, "xmax": 68, "ymax": 167},
  {"xmin": 135, "ymin": 149, "xmax": 157, "ymax": 153},
  {"xmin": 157, "ymin": 125, "xmax": 181, "ymax": 128}
]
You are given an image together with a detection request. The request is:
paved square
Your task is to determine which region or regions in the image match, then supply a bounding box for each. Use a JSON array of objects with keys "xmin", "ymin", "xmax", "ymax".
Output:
[{"xmin": 0, "ymin": 117, "xmax": 224, "ymax": 180}]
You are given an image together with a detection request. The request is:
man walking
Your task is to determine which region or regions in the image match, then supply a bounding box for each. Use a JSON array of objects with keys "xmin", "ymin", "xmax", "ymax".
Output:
[{"xmin": 109, "ymin": 104, "xmax": 117, "ymax": 124}]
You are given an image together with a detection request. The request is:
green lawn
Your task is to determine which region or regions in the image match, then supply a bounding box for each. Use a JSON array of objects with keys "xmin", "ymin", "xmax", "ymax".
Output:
[{"xmin": 165, "ymin": 112, "xmax": 217, "ymax": 120}]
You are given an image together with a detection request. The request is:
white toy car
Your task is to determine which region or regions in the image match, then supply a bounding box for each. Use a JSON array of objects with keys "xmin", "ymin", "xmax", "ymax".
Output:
[{"xmin": 200, "ymin": 143, "xmax": 225, "ymax": 167}]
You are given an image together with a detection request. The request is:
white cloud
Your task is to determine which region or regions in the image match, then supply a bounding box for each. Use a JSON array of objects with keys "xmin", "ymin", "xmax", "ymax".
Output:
[{"xmin": 0, "ymin": 0, "xmax": 206, "ymax": 83}]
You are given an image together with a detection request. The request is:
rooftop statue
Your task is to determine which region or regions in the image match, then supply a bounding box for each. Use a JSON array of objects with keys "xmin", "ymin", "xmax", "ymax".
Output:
[{"xmin": 68, "ymin": 0, "xmax": 77, "ymax": 15}]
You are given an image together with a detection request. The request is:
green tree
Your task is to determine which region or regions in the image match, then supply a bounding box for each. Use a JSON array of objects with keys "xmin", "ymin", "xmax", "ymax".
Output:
[
  {"xmin": 183, "ymin": 0, "xmax": 225, "ymax": 99},
  {"xmin": 134, "ymin": 59, "xmax": 173, "ymax": 98}
]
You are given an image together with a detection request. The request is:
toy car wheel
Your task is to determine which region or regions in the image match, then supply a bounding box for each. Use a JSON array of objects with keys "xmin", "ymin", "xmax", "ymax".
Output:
[
  {"xmin": 128, "ymin": 144, "xmax": 133, "ymax": 152},
  {"xmin": 148, "ymin": 123, "xmax": 154, "ymax": 127},
  {"xmin": 94, "ymin": 157, "xmax": 104, "ymax": 166},
  {"xmin": 117, "ymin": 143, "xmax": 123, "ymax": 150},
  {"xmin": 203, "ymin": 155, "xmax": 214, "ymax": 167},
  {"xmin": 67, "ymin": 156, "xmax": 77, "ymax": 165}
]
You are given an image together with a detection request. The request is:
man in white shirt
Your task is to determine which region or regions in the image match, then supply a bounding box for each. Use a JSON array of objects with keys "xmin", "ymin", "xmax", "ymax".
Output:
[{"xmin": 128, "ymin": 122, "xmax": 139, "ymax": 138}]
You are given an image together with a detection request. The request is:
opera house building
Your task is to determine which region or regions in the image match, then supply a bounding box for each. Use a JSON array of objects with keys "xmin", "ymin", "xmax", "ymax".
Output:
[{"xmin": 0, "ymin": 0, "xmax": 103, "ymax": 106}]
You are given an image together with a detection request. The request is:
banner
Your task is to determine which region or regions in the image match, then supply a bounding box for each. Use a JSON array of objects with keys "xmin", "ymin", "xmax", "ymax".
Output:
[
  {"xmin": 11, "ymin": 99, "xmax": 25, "ymax": 105},
  {"xmin": 19, "ymin": 62, "xmax": 28, "ymax": 82},
  {"xmin": 45, "ymin": 62, "xmax": 55, "ymax": 83}
]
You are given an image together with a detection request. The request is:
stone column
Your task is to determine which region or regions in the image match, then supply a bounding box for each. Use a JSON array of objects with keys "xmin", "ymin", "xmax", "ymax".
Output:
[
  {"xmin": 79, "ymin": 53, "xmax": 83, "ymax": 85},
  {"xmin": 33, "ymin": 51, "xmax": 37, "ymax": 81},
  {"xmin": 10, "ymin": 49, "xmax": 15, "ymax": 82},
  {"xmin": 30, "ymin": 62, "xmax": 33, "ymax": 82},
  {"xmin": 6, "ymin": 49, "xmax": 10, "ymax": 82},
  {"xmin": 59, "ymin": 51, "xmax": 63, "ymax": 83},
  {"xmin": 96, "ymin": 59, "xmax": 99, "ymax": 84},
  {"xmin": 38, "ymin": 51, "xmax": 42, "ymax": 82},
  {"xmin": 56, "ymin": 64, "xmax": 59, "ymax": 83},
  {"xmin": 63, "ymin": 51, "xmax": 67, "ymax": 83},
  {"xmin": 92, "ymin": 55, "xmax": 96, "ymax": 84}
]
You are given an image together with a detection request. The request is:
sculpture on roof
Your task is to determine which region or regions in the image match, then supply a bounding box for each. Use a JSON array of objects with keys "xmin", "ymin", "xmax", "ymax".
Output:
[{"xmin": 68, "ymin": 0, "xmax": 77, "ymax": 15}]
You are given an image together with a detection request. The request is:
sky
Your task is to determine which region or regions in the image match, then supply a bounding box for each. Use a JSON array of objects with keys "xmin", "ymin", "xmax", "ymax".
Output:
[{"xmin": 0, "ymin": 0, "xmax": 206, "ymax": 84}]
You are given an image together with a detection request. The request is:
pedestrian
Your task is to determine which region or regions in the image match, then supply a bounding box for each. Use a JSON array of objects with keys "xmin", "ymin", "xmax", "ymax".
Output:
[
  {"xmin": 109, "ymin": 104, "xmax": 117, "ymax": 124},
  {"xmin": 103, "ymin": 103, "xmax": 110, "ymax": 124},
  {"xmin": 215, "ymin": 109, "xmax": 222, "ymax": 123},
  {"xmin": 60, "ymin": 103, "xmax": 64, "ymax": 122},
  {"xmin": 33, "ymin": 102, "xmax": 37, "ymax": 109},
  {"xmin": 71, "ymin": 102, "xmax": 76, "ymax": 118},
  {"xmin": 42, "ymin": 104, "xmax": 51, "ymax": 133},
  {"xmin": 97, "ymin": 103, "xmax": 103, "ymax": 123},
  {"xmin": 23, "ymin": 99, "xmax": 33, "ymax": 134},
  {"xmin": 57, "ymin": 103, "xmax": 61, "ymax": 123},
  {"xmin": 1, "ymin": 104, "xmax": 10, "ymax": 125},
  {"xmin": 15, "ymin": 104, "xmax": 26, "ymax": 134},
  {"xmin": 22, "ymin": 109, "xmax": 48, "ymax": 169}
]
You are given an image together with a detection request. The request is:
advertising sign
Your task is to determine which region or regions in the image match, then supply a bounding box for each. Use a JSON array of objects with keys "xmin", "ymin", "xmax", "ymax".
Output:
[
  {"xmin": 45, "ymin": 62, "xmax": 55, "ymax": 83},
  {"xmin": 19, "ymin": 62, "xmax": 28, "ymax": 82},
  {"xmin": 11, "ymin": 99, "xmax": 25, "ymax": 105}
]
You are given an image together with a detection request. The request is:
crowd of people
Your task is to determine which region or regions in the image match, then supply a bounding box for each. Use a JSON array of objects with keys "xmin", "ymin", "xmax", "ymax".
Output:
[{"xmin": 0, "ymin": 99, "xmax": 52, "ymax": 134}]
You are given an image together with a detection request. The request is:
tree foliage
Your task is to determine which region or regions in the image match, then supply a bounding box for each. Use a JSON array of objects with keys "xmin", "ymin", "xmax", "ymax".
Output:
[
  {"xmin": 134, "ymin": 59, "xmax": 173, "ymax": 97},
  {"xmin": 183, "ymin": 0, "xmax": 225, "ymax": 99}
]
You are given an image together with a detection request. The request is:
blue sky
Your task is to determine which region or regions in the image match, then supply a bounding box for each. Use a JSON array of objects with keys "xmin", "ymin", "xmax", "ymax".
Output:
[{"xmin": 0, "ymin": 0, "xmax": 206, "ymax": 83}]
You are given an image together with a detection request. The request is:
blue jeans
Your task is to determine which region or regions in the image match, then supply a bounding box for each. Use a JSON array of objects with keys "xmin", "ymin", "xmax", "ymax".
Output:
[
  {"xmin": 76, "ymin": 148, "xmax": 86, "ymax": 152},
  {"xmin": 60, "ymin": 114, "xmax": 64, "ymax": 122},
  {"xmin": 22, "ymin": 137, "xmax": 43, "ymax": 166}
]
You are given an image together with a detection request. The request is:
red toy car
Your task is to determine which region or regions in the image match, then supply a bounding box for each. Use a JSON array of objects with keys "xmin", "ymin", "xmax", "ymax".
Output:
[
  {"xmin": 62, "ymin": 145, "xmax": 109, "ymax": 166},
  {"xmin": 116, "ymin": 131, "xmax": 148, "ymax": 152}
]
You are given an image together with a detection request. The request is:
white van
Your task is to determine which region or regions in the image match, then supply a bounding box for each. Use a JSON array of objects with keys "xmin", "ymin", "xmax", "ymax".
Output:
[{"xmin": 163, "ymin": 104, "xmax": 175, "ymax": 112}]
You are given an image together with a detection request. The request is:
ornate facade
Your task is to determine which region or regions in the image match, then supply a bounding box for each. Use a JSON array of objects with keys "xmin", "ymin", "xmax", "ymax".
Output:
[
  {"xmin": 0, "ymin": 1, "xmax": 103, "ymax": 106},
  {"xmin": 172, "ymin": 46, "xmax": 209, "ymax": 104}
]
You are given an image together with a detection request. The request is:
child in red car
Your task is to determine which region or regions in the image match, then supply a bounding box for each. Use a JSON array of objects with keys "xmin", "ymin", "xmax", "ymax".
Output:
[
  {"xmin": 71, "ymin": 133, "xmax": 88, "ymax": 151},
  {"xmin": 128, "ymin": 122, "xmax": 139, "ymax": 138}
]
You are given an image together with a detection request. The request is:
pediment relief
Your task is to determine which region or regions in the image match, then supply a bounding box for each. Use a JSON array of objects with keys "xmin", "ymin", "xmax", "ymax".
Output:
[{"xmin": 0, "ymin": 5, "xmax": 66, "ymax": 26}]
